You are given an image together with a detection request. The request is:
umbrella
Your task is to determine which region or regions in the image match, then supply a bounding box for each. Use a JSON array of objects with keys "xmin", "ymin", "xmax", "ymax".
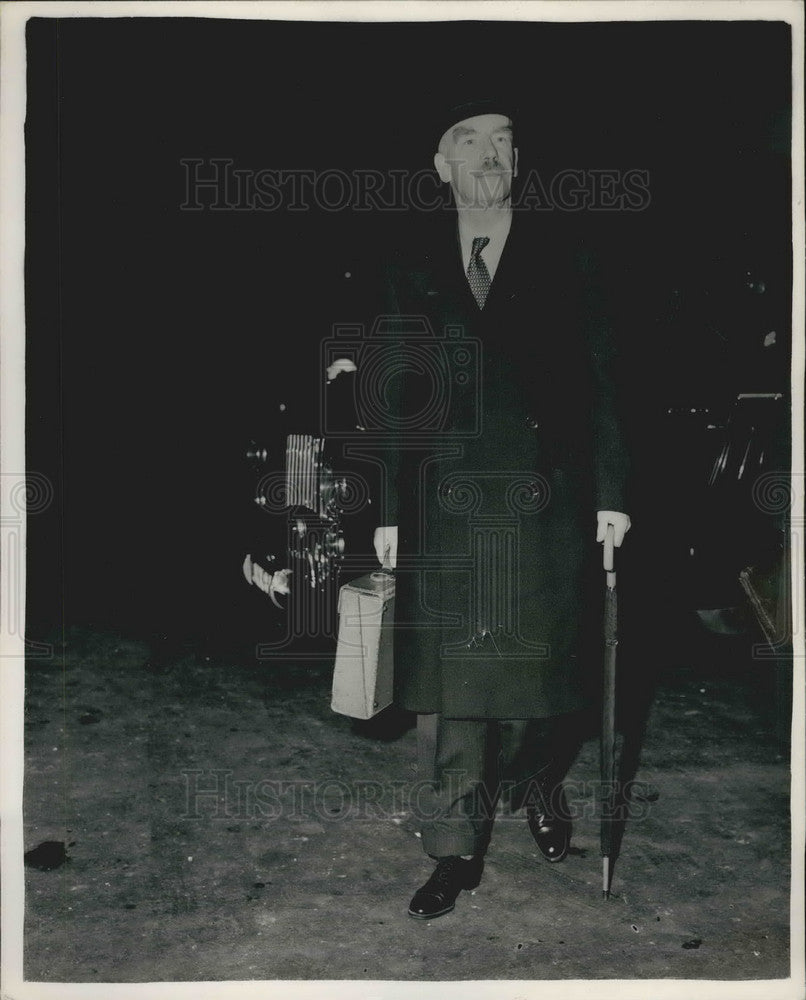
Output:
[{"xmin": 600, "ymin": 523, "xmax": 618, "ymax": 899}]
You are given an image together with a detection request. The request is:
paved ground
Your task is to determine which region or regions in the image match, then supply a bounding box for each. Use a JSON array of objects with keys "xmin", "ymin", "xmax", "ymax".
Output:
[{"xmin": 22, "ymin": 623, "xmax": 792, "ymax": 983}]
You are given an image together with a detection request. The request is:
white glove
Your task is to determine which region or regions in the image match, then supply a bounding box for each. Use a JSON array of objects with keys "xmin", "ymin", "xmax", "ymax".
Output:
[
  {"xmin": 373, "ymin": 526, "xmax": 398, "ymax": 569},
  {"xmin": 596, "ymin": 510, "xmax": 631, "ymax": 547}
]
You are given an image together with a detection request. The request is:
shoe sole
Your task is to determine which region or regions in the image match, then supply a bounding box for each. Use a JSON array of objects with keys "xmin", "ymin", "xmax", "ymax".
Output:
[
  {"xmin": 533, "ymin": 834, "xmax": 570, "ymax": 863},
  {"xmin": 407, "ymin": 902, "xmax": 456, "ymax": 919},
  {"xmin": 529, "ymin": 815, "xmax": 571, "ymax": 863}
]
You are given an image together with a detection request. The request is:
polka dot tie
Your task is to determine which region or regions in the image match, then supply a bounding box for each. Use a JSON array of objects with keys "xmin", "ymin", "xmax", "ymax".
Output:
[{"xmin": 467, "ymin": 236, "xmax": 492, "ymax": 309}]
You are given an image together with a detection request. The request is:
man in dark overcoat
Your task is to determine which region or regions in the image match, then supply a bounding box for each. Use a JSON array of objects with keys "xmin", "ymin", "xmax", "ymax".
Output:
[{"xmin": 368, "ymin": 98, "xmax": 631, "ymax": 919}]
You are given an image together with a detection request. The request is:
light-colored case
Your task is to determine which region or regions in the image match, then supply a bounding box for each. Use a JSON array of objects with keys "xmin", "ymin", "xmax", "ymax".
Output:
[{"xmin": 331, "ymin": 571, "xmax": 395, "ymax": 719}]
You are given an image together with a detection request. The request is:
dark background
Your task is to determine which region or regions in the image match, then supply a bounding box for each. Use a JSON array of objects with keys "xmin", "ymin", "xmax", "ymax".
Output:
[{"xmin": 24, "ymin": 17, "xmax": 792, "ymax": 646}]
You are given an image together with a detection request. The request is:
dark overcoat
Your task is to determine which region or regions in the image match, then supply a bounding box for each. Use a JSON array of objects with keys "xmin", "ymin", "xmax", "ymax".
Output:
[{"xmin": 374, "ymin": 212, "xmax": 629, "ymax": 720}]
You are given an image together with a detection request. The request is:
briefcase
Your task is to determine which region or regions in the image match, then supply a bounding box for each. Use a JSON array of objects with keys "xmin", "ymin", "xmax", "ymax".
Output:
[{"xmin": 331, "ymin": 571, "xmax": 395, "ymax": 719}]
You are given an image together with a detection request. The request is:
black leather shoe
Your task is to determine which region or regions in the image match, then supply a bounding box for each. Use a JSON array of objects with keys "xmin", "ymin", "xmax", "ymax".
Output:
[
  {"xmin": 527, "ymin": 781, "xmax": 571, "ymax": 863},
  {"xmin": 408, "ymin": 856, "xmax": 484, "ymax": 919}
]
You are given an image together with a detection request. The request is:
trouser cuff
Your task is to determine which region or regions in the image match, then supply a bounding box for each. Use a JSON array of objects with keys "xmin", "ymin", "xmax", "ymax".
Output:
[{"xmin": 421, "ymin": 825, "xmax": 489, "ymax": 859}]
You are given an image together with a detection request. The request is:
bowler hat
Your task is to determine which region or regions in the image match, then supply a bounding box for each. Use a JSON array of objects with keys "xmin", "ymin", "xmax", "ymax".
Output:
[{"xmin": 433, "ymin": 95, "xmax": 518, "ymax": 146}]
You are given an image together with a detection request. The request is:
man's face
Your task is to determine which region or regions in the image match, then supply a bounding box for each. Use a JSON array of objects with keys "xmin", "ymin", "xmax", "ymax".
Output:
[{"xmin": 434, "ymin": 113, "xmax": 518, "ymax": 208}]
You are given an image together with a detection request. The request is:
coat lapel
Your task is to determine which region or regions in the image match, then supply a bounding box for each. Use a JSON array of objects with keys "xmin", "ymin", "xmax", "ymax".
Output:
[
  {"xmin": 483, "ymin": 214, "xmax": 546, "ymax": 314},
  {"xmin": 405, "ymin": 212, "xmax": 555, "ymax": 330},
  {"xmin": 410, "ymin": 214, "xmax": 477, "ymax": 324}
]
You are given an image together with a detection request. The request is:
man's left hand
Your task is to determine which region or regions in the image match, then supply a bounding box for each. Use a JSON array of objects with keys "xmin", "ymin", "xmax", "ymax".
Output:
[{"xmin": 596, "ymin": 511, "xmax": 631, "ymax": 547}]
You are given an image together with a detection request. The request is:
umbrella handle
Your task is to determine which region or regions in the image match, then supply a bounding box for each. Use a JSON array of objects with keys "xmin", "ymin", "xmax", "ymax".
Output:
[{"xmin": 603, "ymin": 523, "xmax": 615, "ymax": 573}]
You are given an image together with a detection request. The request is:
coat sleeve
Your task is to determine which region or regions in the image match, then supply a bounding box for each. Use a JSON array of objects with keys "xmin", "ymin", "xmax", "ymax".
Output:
[
  {"xmin": 576, "ymin": 248, "xmax": 631, "ymax": 515},
  {"xmin": 375, "ymin": 259, "xmax": 405, "ymax": 526}
]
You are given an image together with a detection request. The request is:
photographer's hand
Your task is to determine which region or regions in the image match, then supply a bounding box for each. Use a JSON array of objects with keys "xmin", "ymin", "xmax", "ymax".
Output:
[
  {"xmin": 373, "ymin": 526, "xmax": 398, "ymax": 570},
  {"xmin": 326, "ymin": 357, "xmax": 357, "ymax": 382}
]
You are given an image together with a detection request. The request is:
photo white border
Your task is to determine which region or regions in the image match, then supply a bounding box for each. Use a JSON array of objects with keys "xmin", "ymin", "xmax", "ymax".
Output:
[{"xmin": 2, "ymin": 2, "xmax": 803, "ymax": 999}]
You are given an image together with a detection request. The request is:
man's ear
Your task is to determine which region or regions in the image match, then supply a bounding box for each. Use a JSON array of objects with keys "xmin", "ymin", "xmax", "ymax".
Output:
[
  {"xmin": 513, "ymin": 147, "xmax": 519, "ymax": 179},
  {"xmin": 433, "ymin": 151, "xmax": 452, "ymax": 183}
]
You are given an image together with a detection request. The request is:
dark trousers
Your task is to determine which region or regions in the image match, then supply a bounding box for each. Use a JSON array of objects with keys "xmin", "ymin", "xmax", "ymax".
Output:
[{"xmin": 418, "ymin": 714, "xmax": 580, "ymax": 858}]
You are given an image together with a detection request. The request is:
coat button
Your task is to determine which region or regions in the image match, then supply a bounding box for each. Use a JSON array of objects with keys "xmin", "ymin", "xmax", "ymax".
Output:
[{"xmin": 525, "ymin": 416, "xmax": 539, "ymax": 430}]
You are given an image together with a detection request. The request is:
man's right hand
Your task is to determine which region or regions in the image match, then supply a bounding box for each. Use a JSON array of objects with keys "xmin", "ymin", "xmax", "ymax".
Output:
[{"xmin": 373, "ymin": 526, "xmax": 398, "ymax": 569}]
